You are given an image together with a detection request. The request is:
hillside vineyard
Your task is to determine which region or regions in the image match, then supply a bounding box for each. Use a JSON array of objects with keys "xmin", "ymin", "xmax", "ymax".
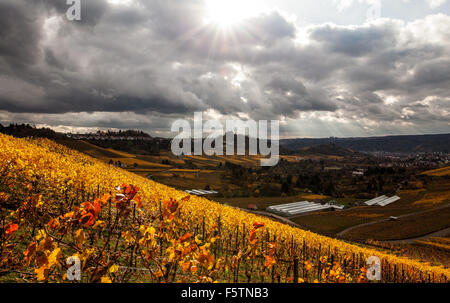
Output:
[{"xmin": 0, "ymin": 133, "xmax": 449, "ymax": 283}]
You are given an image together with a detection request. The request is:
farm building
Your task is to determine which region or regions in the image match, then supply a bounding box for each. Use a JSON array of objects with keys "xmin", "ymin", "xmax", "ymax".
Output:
[
  {"xmin": 267, "ymin": 201, "xmax": 344, "ymax": 216},
  {"xmin": 184, "ymin": 189, "xmax": 218, "ymax": 196},
  {"xmin": 364, "ymin": 195, "xmax": 400, "ymax": 207}
]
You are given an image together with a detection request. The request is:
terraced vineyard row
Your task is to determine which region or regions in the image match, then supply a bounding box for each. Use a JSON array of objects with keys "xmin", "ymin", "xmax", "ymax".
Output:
[{"xmin": 0, "ymin": 134, "xmax": 449, "ymax": 283}]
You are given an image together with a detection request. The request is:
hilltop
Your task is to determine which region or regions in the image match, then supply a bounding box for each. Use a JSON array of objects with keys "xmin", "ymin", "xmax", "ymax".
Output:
[
  {"xmin": 298, "ymin": 143, "xmax": 358, "ymax": 157},
  {"xmin": 281, "ymin": 133, "xmax": 450, "ymax": 153},
  {"xmin": 2, "ymin": 124, "xmax": 449, "ymax": 154}
]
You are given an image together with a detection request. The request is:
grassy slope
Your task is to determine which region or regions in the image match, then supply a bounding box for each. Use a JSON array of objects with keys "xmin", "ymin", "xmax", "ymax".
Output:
[
  {"xmin": 57, "ymin": 139, "xmax": 171, "ymax": 169},
  {"xmin": 343, "ymin": 207, "xmax": 450, "ymax": 241},
  {"xmin": 421, "ymin": 166, "xmax": 450, "ymax": 177}
]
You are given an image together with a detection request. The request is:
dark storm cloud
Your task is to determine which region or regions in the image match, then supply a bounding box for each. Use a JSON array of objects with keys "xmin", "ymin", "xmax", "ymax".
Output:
[
  {"xmin": 412, "ymin": 58, "xmax": 450, "ymax": 87},
  {"xmin": 245, "ymin": 11, "xmax": 296, "ymax": 43},
  {"xmin": 41, "ymin": 0, "xmax": 109, "ymax": 26},
  {"xmin": 144, "ymin": 0, "xmax": 205, "ymax": 39},
  {"xmin": 0, "ymin": 0, "xmax": 449, "ymax": 136},
  {"xmin": 259, "ymin": 73, "xmax": 337, "ymax": 115},
  {"xmin": 0, "ymin": 0, "xmax": 42, "ymax": 67},
  {"xmin": 310, "ymin": 22, "xmax": 398, "ymax": 57}
]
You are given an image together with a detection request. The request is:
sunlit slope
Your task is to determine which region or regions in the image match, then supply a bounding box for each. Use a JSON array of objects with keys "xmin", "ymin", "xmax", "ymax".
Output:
[
  {"xmin": 58, "ymin": 139, "xmax": 170, "ymax": 169},
  {"xmin": 422, "ymin": 166, "xmax": 450, "ymax": 177},
  {"xmin": 1, "ymin": 133, "xmax": 449, "ymax": 281}
]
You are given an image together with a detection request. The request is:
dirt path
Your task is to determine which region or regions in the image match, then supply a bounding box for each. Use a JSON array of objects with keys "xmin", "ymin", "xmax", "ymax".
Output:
[
  {"xmin": 145, "ymin": 169, "xmax": 171, "ymax": 178},
  {"xmin": 336, "ymin": 203, "xmax": 450, "ymax": 239}
]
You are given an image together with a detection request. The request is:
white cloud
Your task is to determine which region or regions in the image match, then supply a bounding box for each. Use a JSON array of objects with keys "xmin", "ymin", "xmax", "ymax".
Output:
[
  {"xmin": 426, "ymin": 0, "xmax": 448, "ymax": 9},
  {"xmin": 333, "ymin": 0, "xmax": 381, "ymax": 11}
]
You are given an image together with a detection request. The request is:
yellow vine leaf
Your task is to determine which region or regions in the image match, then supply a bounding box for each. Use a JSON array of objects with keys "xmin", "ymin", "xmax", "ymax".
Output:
[{"xmin": 101, "ymin": 276, "xmax": 112, "ymax": 283}]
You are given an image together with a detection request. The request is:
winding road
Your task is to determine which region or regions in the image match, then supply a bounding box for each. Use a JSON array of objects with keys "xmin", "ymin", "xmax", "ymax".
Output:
[
  {"xmin": 336, "ymin": 203, "xmax": 450, "ymax": 243},
  {"xmin": 378, "ymin": 227, "xmax": 450, "ymax": 244}
]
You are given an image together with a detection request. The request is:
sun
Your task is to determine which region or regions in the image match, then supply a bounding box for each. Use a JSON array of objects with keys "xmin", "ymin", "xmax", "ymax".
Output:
[{"xmin": 204, "ymin": 0, "xmax": 259, "ymax": 27}]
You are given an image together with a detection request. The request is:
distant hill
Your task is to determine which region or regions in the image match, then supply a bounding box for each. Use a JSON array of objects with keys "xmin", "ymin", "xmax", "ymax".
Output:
[
  {"xmin": 68, "ymin": 129, "xmax": 152, "ymax": 139},
  {"xmin": 0, "ymin": 124, "xmax": 168, "ymax": 155},
  {"xmin": 2, "ymin": 124, "xmax": 448, "ymax": 154},
  {"xmin": 281, "ymin": 134, "xmax": 450, "ymax": 153},
  {"xmin": 298, "ymin": 143, "xmax": 358, "ymax": 157},
  {"xmin": 0, "ymin": 123, "xmax": 66, "ymax": 139}
]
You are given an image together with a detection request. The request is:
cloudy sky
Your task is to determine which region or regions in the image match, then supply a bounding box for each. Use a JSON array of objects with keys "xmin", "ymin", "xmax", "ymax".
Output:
[{"xmin": 0, "ymin": 0, "xmax": 449, "ymax": 138}]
